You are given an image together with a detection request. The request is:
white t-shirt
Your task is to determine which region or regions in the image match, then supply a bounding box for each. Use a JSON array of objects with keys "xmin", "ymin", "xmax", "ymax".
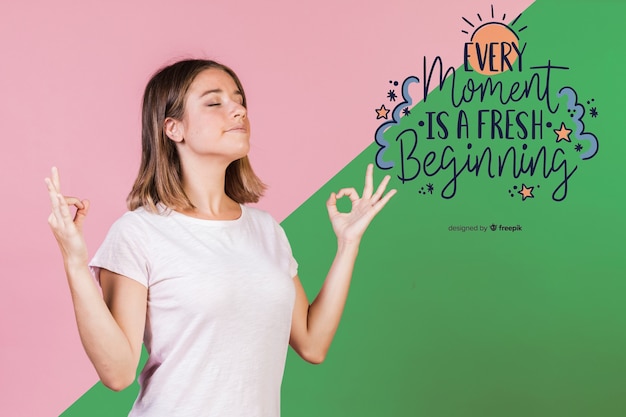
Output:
[{"xmin": 90, "ymin": 204, "xmax": 298, "ymax": 417}]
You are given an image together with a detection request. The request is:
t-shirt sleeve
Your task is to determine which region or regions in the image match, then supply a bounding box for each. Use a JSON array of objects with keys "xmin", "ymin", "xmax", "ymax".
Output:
[
  {"xmin": 272, "ymin": 219, "xmax": 298, "ymax": 278},
  {"xmin": 89, "ymin": 213, "xmax": 150, "ymax": 288}
]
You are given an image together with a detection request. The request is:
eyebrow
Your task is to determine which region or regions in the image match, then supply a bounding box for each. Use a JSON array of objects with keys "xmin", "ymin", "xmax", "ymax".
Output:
[
  {"xmin": 199, "ymin": 89, "xmax": 222, "ymax": 98},
  {"xmin": 199, "ymin": 89, "xmax": 243, "ymax": 98}
]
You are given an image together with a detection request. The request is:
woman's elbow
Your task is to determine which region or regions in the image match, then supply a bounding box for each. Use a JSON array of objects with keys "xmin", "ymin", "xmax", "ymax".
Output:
[
  {"xmin": 299, "ymin": 347, "xmax": 328, "ymax": 365},
  {"xmin": 100, "ymin": 371, "xmax": 135, "ymax": 392}
]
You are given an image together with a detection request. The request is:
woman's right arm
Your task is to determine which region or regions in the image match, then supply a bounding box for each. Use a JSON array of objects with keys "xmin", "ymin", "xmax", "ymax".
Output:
[{"xmin": 45, "ymin": 167, "xmax": 147, "ymax": 391}]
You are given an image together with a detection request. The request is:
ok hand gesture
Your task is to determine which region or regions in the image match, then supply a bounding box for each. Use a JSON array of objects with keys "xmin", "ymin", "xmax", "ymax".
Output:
[
  {"xmin": 326, "ymin": 164, "xmax": 396, "ymax": 245},
  {"xmin": 45, "ymin": 167, "xmax": 90, "ymax": 265}
]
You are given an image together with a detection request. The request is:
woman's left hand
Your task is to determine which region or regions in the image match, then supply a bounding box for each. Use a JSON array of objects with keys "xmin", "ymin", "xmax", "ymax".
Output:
[{"xmin": 326, "ymin": 164, "xmax": 396, "ymax": 245}]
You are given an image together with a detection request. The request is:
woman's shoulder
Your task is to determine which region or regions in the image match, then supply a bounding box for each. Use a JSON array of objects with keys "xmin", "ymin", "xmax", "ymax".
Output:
[
  {"xmin": 242, "ymin": 205, "xmax": 277, "ymax": 224},
  {"xmin": 108, "ymin": 205, "xmax": 169, "ymax": 232},
  {"xmin": 242, "ymin": 205, "xmax": 289, "ymax": 237}
]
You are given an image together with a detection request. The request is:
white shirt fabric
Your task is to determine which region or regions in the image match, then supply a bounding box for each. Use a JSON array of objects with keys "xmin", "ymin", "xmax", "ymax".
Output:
[{"xmin": 90, "ymin": 204, "xmax": 298, "ymax": 417}]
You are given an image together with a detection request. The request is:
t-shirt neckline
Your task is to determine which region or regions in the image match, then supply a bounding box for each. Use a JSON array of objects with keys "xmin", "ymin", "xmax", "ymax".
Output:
[{"xmin": 157, "ymin": 203, "xmax": 246, "ymax": 226}]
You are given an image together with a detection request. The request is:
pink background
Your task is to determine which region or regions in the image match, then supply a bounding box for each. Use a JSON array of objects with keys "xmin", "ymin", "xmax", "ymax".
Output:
[{"xmin": 0, "ymin": 0, "xmax": 533, "ymax": 415}]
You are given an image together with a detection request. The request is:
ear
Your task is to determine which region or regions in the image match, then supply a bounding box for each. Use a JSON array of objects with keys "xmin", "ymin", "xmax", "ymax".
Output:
[{"xmin": 164, "ymin": 117, "xmax": 184, "ymax": 143}]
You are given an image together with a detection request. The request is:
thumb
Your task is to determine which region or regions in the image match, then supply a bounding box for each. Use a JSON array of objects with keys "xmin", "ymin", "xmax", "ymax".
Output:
[
  {"xmin": 74, "ymin": 199, "xmax": 90, "ymax": 228},
  {"xmin": 326, "ymin": 192, "xmax": 339, "ymax": 218}
]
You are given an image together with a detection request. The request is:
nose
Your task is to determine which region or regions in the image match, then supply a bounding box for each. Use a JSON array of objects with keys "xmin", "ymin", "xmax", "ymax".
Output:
[{"xmin": 232, "ymin": 102, "xmax": 247, "ymax": 119}]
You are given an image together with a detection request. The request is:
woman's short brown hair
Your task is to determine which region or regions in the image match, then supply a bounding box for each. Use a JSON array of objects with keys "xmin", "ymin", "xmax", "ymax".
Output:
[{"xmin": 127, "ymin": 59, "xmax": 265, "ymax": 212}]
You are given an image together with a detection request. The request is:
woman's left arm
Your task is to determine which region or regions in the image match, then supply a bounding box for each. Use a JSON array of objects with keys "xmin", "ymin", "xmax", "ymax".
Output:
[{"xmin": 289, "ymin": 164, "xmax": 396, "ymax": 364}]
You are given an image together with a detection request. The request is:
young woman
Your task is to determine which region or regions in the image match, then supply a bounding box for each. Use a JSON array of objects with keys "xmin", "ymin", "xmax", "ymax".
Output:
[{"xmin": 45, "ymin": 59, "xmax": 395, "ymax": 416}]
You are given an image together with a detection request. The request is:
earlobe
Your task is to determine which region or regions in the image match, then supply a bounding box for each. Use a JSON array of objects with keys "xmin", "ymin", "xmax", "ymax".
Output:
[{"xmin": 164, "ymin": 118, "xmax": 184, "ymax": 143}]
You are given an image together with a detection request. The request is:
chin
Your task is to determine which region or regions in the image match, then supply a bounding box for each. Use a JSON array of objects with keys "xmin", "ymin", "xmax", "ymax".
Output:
[
  {"xmin": 239, "ymin": 141, "xmax": 251, "ymax": 155},
  {"xmin": 231, "ymin": 145, "xmax": 250, "ymax": 161}
]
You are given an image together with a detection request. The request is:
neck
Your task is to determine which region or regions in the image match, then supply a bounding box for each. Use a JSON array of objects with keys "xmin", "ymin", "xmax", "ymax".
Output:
[{"xmin": 179, "ymin": 154, "xmax": 240, "ymax": 220}]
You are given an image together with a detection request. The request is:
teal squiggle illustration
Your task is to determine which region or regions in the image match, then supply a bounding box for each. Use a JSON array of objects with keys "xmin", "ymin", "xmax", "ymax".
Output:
[
  {"xmin": 557, "ymin": 86, "xmax": 598, "ymax": 160},
  {"xmin": 375, "ymin": 76, "xmax": 420, "ymax": 169}
]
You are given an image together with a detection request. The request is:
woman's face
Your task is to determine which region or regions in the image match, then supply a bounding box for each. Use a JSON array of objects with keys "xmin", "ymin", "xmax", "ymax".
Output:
[{"xmin": 174, "ymin": 68, "xmax": 250, "ymax": 164}]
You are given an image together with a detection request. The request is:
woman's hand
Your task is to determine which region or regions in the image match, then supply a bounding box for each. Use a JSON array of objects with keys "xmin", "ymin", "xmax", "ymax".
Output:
[
  {"xmin": 45, "ymin": 167, "xmax": 90, "ymax": 266},
  {"xmin": 326, "ymin": 164, "xmax": 396, "ymax": 245},
  {"xmin": 291, "ymin": 164, "xmax": 396, "ymax": 363}
]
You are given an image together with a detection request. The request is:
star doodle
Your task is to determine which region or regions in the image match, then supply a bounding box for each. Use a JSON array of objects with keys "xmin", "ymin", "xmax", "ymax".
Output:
[
  {"xmin": 518, "ymin": 184, "xmax": 534, "ymax": 201},
  {"xmin": 590, "ymin": 107, "xmax": 598, "ymax": 117},
  {"xmin": 387, "ymin": 90, "xmax": 397, "ymax": 101},
  {"xmin": 376, "ymin": 104, "xmax": 390, "ymax": 120},
  {"xmin": 554, "ymin": 122, "xmax": 572, "ymax": 142},
  {"xmin": 575, "ymin": 143, "xmax": 583, "ymax": 152},
  {"xmin": 557, "ymin": 87, "xmax": 598, "ymax": 160},
  {"xmin": 402, "ymin": 107, "xmax": 410, "ymax": 116}
]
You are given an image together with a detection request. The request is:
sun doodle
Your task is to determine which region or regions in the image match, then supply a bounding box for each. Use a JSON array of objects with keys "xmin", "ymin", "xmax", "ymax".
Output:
[{"xmin": 462, "ymin": 5, "xmax": 528, "ymax": 76}]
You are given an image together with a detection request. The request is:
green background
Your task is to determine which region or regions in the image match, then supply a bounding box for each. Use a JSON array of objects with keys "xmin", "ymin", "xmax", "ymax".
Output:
[{"xmin": 62, "ymin": 1, "xmax": 625, "ymax": 416}]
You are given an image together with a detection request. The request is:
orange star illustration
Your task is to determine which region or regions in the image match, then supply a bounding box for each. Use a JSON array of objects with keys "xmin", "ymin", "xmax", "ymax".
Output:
[
  {"xmin": 376, "ymin": 104, "xmax": 390, "ymax": 120},
  {"xmin": 518, "ymin": 184, "xmax": 534, "ymax": 201},
  {"xmin": 554, "ymin": 122, "xmax": 572, "ymax": 142}
]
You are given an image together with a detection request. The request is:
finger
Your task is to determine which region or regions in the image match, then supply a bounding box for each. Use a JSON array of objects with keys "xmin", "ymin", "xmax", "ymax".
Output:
[
  {"xmin": 51, "ymin": 166, "xmax": 61, "ymax": 194},
  {"xmin": 335, "ymin": 188, "xmax": 360, "ymax": 204},
  {"xmin": 49, "ymin": 193, "xmax": 67, "ymax": 228},
  {"xmin": 57, "ymin": 193, "xmax": 76, "ymax": 227},
  {"xmin": 81, "ymin": 199, "xmax": 90, "ymax": 215},
  {"xmin": 64, "ymin": 196, "xmax": 85, "ymax": 210},
  {"xmin": 59, "ymin": 195, "xmax": 88, "ymax": 223},
  {"xmin": 326, "ymin": 192, "xmax": 339, "ymax": 217},
  {"xmin": 45, "ymin": 177, "xmax": 59, "ymax": 204},
  {"xmin": 372, "ymin": 189, "xmax": 397, "ymax": 213},
  {"xmin": 372, "ymin": 175, "xmax": 391, "ymax": 201},
  {"xmin": 45, "ymin": 178, "xmax": 64, "ymax": 226},
  {"xmin": 74, "ymin": 199, "xmax": 90, "ymax": 228},
  {"xmin": 362, "ymin": 164, "xmax": 374, "ymax": 198}
]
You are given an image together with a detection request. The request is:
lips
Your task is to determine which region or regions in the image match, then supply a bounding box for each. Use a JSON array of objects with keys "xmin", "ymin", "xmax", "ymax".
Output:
[{"xmin": 226, "ymin": 124, "xmax": 247, "ymax": 133}]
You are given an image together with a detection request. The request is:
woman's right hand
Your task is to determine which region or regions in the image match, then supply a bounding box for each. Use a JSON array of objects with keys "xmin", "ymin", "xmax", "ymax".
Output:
[{"xmin": 45, "ymin": 167, "xmax": 90, "ymax": 266}]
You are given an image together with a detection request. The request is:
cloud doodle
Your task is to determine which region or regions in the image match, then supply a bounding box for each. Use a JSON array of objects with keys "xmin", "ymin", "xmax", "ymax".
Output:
[
  {"xmin": 375, "ymin": 76, "xmax": 420, "ymax": 169},
  {"xmin": 557, "ymin": 86, "xmax": 599, "ymax": 160}
]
